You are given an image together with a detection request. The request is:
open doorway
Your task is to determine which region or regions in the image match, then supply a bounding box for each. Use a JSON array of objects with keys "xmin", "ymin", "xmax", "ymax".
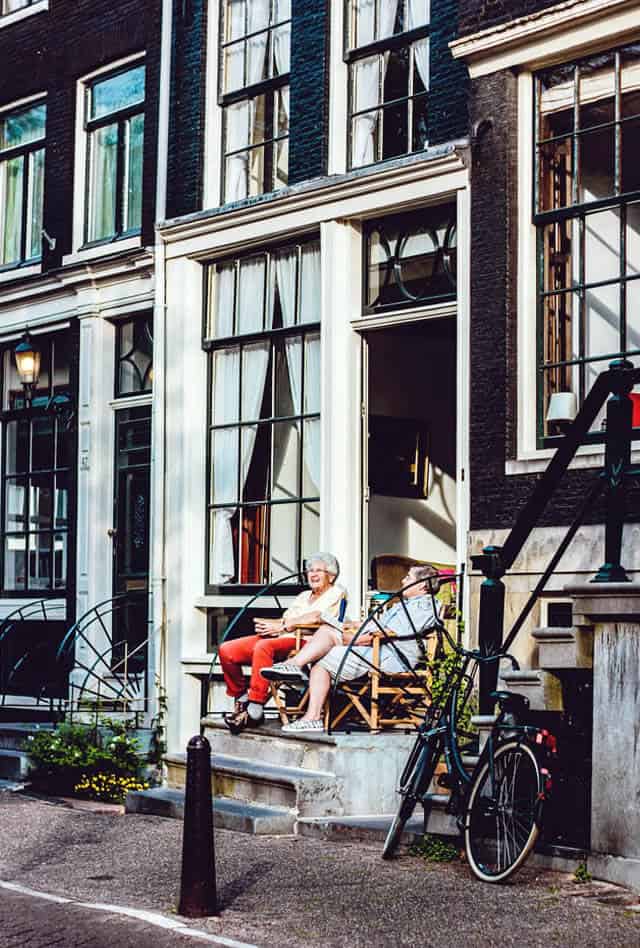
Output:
[{"xmin": 365, "ymin": 318, "xmax": 457, "ymax": 587}]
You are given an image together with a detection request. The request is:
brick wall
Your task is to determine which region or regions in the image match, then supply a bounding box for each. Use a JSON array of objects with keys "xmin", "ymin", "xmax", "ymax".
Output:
[
  {"xmin": 166, "ymin": 0, "xmax": 207, "ymax": 219},
  {"xmin": 430, "ymin": 0, "xmax": 469, "ymax": 144},
  {"xmin": 0, "ymin": 0, "xmax": 162, "ymax": 268},
  {"xmin": 459, "ymin": 0, "xmax": 563, "ymax": 37},
  {"xmin": 288, "ymin": 0, "xmax": 330, "ymax": 185}
]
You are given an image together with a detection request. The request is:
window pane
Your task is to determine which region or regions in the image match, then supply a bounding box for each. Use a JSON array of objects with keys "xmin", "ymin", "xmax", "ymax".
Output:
[
  {"xmin": 30, "ymin": 475, "xmax": 52, "ymax": 529},
  {"xmin": 626, "ymin": 279, "xmax": 640, "ymax": 352},
  {"xmin": 241, "ymin": 341, "xmax": 270, "ymax": 418},
  {"xmin": 272, "ymin": 420, "xmax": 300, "ymax": 500},
  {"xmin": 249, "ymin": 144, "xmax": 265, "ymax": 197},
  {"xmin": 382, "ymin": 99, "xmax": 408, "ymax": 160},
  {"xmin": 241, "ymin": 423, "xmax": 270, "ymax": 502},
  {"xmin": 538, "ymin": 64, "xmax": 576, "ymax": 139},
  {"xmin": 55, "ymin": 473, "xmax": 69, "ymax": 528},
  {"xmin": 542, "ymin": 219, "xmax": 575, "ymax": 294},
  {"xmin": 585, "ymin": 281, "xmax": 620, "ymax": 359},
  {"xmin": 240, "ymin": 504, "xmax": 269, "ymax": 584},
  {"xmin": 621, "ymin": 119, "xmax": 640, "ymax": 193},
  {"xmin": 412, "ymin": 94, "xmax": 428, "ymax": 151},
  {"xmin": 269, "ymin": 501, "xmax": 298, "ymax": 581},
  {"xmin": 303, "ymin": 419, "xmax": 320, "ymax": 495},
  {"xmin": 211, "ymin": 428, "xmax": 239, "ymax": 504},
  {"xmin": 578, "ymin": 52, "xmax": 615, "ymax": 130},
  {"xmin": 87, "ymin": 124, "xmax": 118, "ymax": 241},
  {"xmin": 275, "ymin": 337, "xmax": 300, "ymax": 417},
  {"xmin": 117, "ymin": 317, "xmax": 153, "ymax": 396},
  {"xmin": 579, "ymin": 126, "xmax": 615, "ymax": 203},
  {"xmin": 238, "ymin": 255, "xmax": 266, "ymax": 333},
  {"xmin": 3, "ymin": 352, "xmax": 25, "ymax": 410},
  {"xmin": 304, "ymin": 334, "xmax": 320, "ymax": 413},
  {"xmin": 384, "ymin": 45, "xmax": 410, "ymax": 104},
  {"xmin": 29, "ymin": 532, "xmax": 51, "ymax": 590},
  {"xmin": 299, "ymin": 242, "xmax": 320, "ymax": 324},
  {"xmin": 301, "ymin": 501, "xmax": 320, "ymax": 560},
  {"xmin": 54, "ymin": 531, "xmax": 67, "ymax": 589},
  {"xmin": 212, "ymin": 347, "xmax": 240, "ymax": 424},
  {"xmin": 224, "ymin": 0, "xmax": 246, "ymax": 42},
  {"xmin": 4, "ymin": 536, "xmax": 25, "ymax": 590},
  {"xmin": 56, "ymin": 420, "xmax": 71, "ymax": 470},
  {"xmin": 353, "ymin": 55, "xmax": 381, "ymax": 112},
  {"xmin": 26, "ymin": 147, "xmax": 44, "ymax": 259},
  {"xmin": 0, "ymin": 155, "xmax": 24, "ymax": 265},
  {"xmin": 213, "ymin": 263, "xmax": 236, "ymax": 338},
  {"xmin": 627, "ymin": 202, "xmax": 640, "ymax": 278},
  {"xmin": 5, "ymin": 479, "xmax": 26, "ymax": 531},
  {"xmin": 124, "ymin": 113, "xmax": 144, "ymax": 232},
  {"xmin": 32, "ymin": 417, "xmax": 54, "ymax": 470},
  {"xmin": 209, "ymin": 508, "xmax": 237, "ymax": 586},
  {"xmin": 273, "ymin": 23, "xmax": 290, "ymax": 76},
  {"xmin": 0, "ymin": 103, "xmax": 46, "ymax": 152},
  {"xmin": 223, "ymin": 40, "xmax": 246, "ymax": 94},
  {"xmin": 5, "ymin": 420, "xmax": 29, "ymax": 473},
  {"xmin": 90, "ymin": 65, "xmax": 145, "ymax": 120},
  {"xmin": 538, "ymin": 138, "xmax": 573, "ymax": 212},
  {"xmin": 407, "ymin": 0, "xmax": 429, "ymax": 29},
  {"xmin": 585, "ymin": 208, "xmax": 620, "ymax": 285}
]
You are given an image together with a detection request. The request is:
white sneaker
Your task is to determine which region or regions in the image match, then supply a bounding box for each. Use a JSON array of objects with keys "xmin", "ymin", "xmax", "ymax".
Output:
[
  {"xmin": 282, "ymin": 718, "xmax": 324, "ymax": 733},
  {"xmin": 260, "ymin": 662, "xmax": 309, "ymax": 683}
]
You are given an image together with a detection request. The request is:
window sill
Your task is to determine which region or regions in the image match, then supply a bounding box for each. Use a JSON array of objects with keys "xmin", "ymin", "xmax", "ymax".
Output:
[
  {"xmin": 506, "ymin": 446, "xmax": 640, "ymax": 476},
  {"xmin": 0, "ymin": 0, "xmax": 47, "ymax": 29},
  {"xmin": 0, "ymin": 261, "xmax": 42, "ymax": 284},
  {"xmin": 109, "ymin": 393, "xmax": 153, "ymax": 410},
  {"xmin": 63, "ymin": 235, "xmax": 142, "ymax": 267}
]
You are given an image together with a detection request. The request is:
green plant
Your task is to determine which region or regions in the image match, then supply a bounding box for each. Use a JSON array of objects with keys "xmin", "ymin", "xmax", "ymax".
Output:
[
  {"xmin": 147, "ymin": 678, "xmax": 168, "ymax": 766},
  {"xmin": 24, "ymin": 720, "xmax": 142, "ymax": 795},
  {"xmin": 426, "ymin": 643, "xmax": 477, "ymax": 736},
  {"xmin": 411, "ymin": 834, "xmax": 460, "ymax": 863},
  {"xmin": 573, "ymin": 861, "xmax": 592, "ymax": 884}
]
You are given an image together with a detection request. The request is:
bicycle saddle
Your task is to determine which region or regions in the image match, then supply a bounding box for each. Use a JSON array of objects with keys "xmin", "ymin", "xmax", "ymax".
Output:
[{"xmin": 490, "ymin": 690, "xmax": 530, "ymax": 712}]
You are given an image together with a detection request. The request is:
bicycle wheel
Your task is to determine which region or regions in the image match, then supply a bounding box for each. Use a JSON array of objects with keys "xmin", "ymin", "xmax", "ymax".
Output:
[
  {"xmin": 382, "ymin": 737, "xmax": 442, "ymax": 860},
  {"xmin": 464, "ymin": 740, "xmax": 543, "ymax": 883}
]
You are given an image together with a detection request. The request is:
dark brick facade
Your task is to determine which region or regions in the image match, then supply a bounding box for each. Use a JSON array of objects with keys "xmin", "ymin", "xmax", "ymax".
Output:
[
  {"xmin": 166, "ymin": 0, "xmax": 207, "ymax": 219},
  {"xmin": 459, "ymin": 0, "xmax": 562, "ymax": 37},
  {"xmin": 288, "ymin": 0, "xmax": 330, "ymax": 185},
  {"xmin": 0, "ymin": 0, "xmax": 162, "ymax": 268},
  {"xmin": 430, "ymin": 0, "xmax": 469, "ymax": 145}
]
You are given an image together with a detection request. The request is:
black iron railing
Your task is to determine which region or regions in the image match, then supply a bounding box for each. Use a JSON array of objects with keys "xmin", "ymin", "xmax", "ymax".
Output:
[{"xmin": 473, "ymin": 359, "xmax": 639, "ymax": 710}]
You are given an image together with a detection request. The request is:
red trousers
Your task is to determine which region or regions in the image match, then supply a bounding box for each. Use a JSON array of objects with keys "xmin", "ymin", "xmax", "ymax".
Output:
[{"xmin": 218, "ymin": 633, "xmax": 298, "ymax": 704}]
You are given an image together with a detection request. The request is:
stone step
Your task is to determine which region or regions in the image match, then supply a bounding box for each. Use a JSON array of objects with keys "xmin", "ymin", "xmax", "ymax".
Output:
[
  {"xmin": 298, "ymin": 793, "xmax": 458, "ymax": 844},
  {"xmin": 165, "ymin": 752, "xmax": 340, "ymax": 818},
  {"xmin": 500, "ymin": 668, "xmax": 564, "ymax": 712},
  {"xmin": 200, "ymin": 717, "xmax": 415, "ymax": 816},
  {"xmin": 0, "ymin": 723, "xmax": 54, "ymax": 751},
  {"xmin": 0, "ymin": 748, "xmax": 30, "ymax": 780},
  {"xmin": 532, "ymin": 625, "xmax": 593, "ymax": 671},
  {"xmin": 126, "ymin": 787, "xmax": 295, "ymax": 834},
  {"xmin": 0, "ymin": 778, "xmax": 29, "ymax": 792}
]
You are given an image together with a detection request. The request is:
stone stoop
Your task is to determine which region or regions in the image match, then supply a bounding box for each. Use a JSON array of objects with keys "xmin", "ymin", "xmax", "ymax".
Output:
[
  {"xmin": 532, "ymin": 625, "xmax": 594, "ymax": 671},
  {"xmin": 499, "ymin": 668, "xmax": 565, "ymax": 712}
]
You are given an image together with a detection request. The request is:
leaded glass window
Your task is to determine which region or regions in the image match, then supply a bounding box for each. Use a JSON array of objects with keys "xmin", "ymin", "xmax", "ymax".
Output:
[
  {"xmin": 204, "ymin": 238, "xmax": 321, "ymax": 588},
  {"xmin": 85, "ymin": 63, "xmax": 145, "ymax": 244},
  {"xmin": 535, "ymin": 45, "xmax": 640, "ymax": 440},
  {"xmin": 0, "ymin": 332, "xmax": 73, "ymax": 593},
  {"xmin": 0, "ymin": 101, "xmax": 45, "ymax": 268},
  {"xmin": 364, "ymin": 203, "xmax": 456, "ymax": 312},
  {"xmin": 115, "ymin": 316, "xmax": 153, "ymax": 397},
  {"xmin": 346, "ymin": 0, "xmax": 430, "ymax": 169},
  {"xmin": 219, "ymin": 0, "xmax": 290, "ymax": 203}
]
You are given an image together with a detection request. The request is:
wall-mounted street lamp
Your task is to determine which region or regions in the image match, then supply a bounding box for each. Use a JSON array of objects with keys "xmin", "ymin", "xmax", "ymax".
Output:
[{"xmin": 14, "ymin": 330, "xmax": 41, "ymax": 406}]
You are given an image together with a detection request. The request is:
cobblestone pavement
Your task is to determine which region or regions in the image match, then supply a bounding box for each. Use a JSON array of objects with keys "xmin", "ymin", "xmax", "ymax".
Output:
[{"xmin": 1, "ymin": 792, "xmax": 640, "ymax": 948}]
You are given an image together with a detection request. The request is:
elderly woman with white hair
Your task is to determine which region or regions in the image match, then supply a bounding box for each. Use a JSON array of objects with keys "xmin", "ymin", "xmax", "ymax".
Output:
[{"xmin": 220, "ymin": 553, "xmax": 346, "ymax": 734}]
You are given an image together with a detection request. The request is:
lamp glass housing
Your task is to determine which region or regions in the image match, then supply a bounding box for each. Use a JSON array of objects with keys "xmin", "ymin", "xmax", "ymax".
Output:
[{"xmin": 14, "ymin": 333, "xmax": 41, "ymax": 388}]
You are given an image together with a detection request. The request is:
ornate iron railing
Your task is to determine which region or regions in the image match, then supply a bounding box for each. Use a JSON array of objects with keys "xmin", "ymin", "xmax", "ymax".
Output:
[{"xmin": 0, "ymin": 598, "xmax": 68, "ymax": 715}]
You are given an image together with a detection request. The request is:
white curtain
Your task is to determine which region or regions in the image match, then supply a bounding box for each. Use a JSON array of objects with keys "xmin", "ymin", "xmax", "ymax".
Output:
[
  {"xmin": 274, "ymin": 0, "xmax": 291, "ymax": 78},
  {"xmin": 352, "ymin": 0, "xmax": 399, "ymax": 167},
  {"xmin": 212, "ymin": 258, "xmax": 271, "ymax": 583},
  {"xmin": 407, "ymin": 0, "xmax": 430, "ymax": 29},
  {"xmin": 247, "ymin": 0, "xmax": 270, "ymax": 84},
  {"xmin": 304, "ymin": 336, "xmax": 321, "ymax": 493},
  {"xmin": 412, "ymin": 36, "xmax": 429, "ymax": 93}
]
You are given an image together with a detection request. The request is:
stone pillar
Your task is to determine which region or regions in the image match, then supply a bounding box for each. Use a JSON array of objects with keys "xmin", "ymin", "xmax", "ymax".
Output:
[{"xmin": 566, "ymin": 583, "xmax": 640, "ymax": 891}]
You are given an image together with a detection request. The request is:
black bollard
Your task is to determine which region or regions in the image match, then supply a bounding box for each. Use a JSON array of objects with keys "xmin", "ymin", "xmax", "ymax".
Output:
[{"xmin": 178, "ymin": 735, "xmax": 218, "ymax": 917}]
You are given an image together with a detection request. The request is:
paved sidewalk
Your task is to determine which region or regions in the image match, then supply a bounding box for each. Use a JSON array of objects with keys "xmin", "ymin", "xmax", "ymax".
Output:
[{"xmin": 1, "ymin": 792, "xmax": 639, "ymax": 948}]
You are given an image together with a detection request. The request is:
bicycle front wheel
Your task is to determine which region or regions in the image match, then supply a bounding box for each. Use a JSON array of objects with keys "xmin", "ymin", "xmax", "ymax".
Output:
[
  {"xmin": 464, "ymin": 740, "xmax": 543, "ymax": 883},
  {"xmin": 382, "ymin": 737, "xmax": 442, "ymax": 860}
]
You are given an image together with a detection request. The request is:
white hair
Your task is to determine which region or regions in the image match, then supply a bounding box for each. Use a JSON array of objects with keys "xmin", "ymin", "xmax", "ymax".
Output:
[{"xmin": 304, "ymin": 552, "xmax": 340, "ymax": 578}]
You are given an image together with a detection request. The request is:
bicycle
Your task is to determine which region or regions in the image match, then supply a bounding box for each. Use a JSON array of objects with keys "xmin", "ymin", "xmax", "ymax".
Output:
[{"xmin": 381, "ymin": 629, "xmax": 557, "ymax": 883}]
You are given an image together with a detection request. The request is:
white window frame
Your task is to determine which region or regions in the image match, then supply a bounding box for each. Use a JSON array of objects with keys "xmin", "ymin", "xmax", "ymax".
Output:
[
  {"xmin": 66, "ymin": 52, "xmax": 145, "ymax": 265},
  {"xmin": 0, "ymin": 0, "xmax": 47, "ymax": 30}
]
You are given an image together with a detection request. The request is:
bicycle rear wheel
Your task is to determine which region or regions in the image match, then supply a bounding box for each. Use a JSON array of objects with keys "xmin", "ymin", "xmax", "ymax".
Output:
[
  {"xmin": 464, "ymin": 740, "xmax": 543, "ymax": 883},
  {"xmin": 382, "ymin": 736, "xmax": 442, "ymax": 860}
]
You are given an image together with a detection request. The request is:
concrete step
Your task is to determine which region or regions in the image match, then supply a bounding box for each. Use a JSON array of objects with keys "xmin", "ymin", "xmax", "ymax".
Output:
[
  {"xmin": 126, "ymin": 787, "xmax": 295, "ymax": 834},
  {"xmin": 165, "ymin": 752, "xmax": 340, "ymax": 818},
  {"xmin": 0, "ymin": 778, "xmax": 29, "ymax": 792},
  {"xmin": 0, "ymin": 723, "xmax": 54, "ymax": 751},
  {"xmin": 532, "ymin": 626, "xmax": 593, "ymax": 671},
  {"xmin": 298, "ymin": 793, "xmax": 458, "ymax": 844},
  {"xmin": 500, "ymin": 668, "xmax": 564, "ymax": 712},
  {"xmin": 0, "ymin": 748, "xmax": 30, "ymax": 780},
  {"xmin": 200, "ymin": 717, "xmax": 415, "ymax": 816}
]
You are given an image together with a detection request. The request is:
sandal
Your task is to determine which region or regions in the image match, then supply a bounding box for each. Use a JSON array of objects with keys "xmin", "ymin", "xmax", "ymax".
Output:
[
  {"xmin": 281, "ymin": 718, "xmax": 324, "ymax": 733},
  {"xmin": 223, "ymin": 703, "xmax": 264, "ymax": 735}
]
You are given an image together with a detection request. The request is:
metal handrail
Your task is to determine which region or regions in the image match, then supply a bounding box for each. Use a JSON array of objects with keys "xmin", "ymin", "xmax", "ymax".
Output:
[{"xmin": 202, "ymin": 571, "xmax": 307, "ymax": 721}]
